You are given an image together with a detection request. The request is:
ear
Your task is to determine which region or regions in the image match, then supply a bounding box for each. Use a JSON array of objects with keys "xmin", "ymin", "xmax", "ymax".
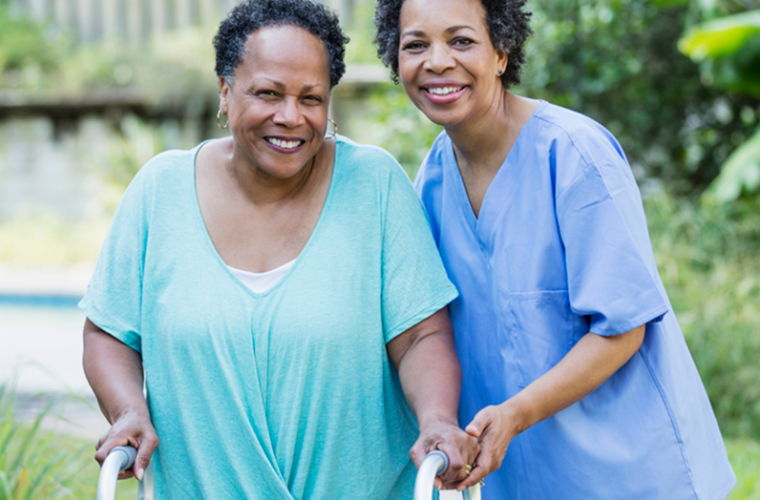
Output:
[
  {"xmin": 219, "ymin": 76, "xmax": 231, "ymax": 113},
  {"xmin": 496, "ymin": 49, "xmax": 508, "ymax": 76}
]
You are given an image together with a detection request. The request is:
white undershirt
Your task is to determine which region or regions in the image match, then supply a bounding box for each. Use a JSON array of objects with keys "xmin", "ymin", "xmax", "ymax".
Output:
[{"xmin": 227, "ymin": 259, "xmax": 296, "ymax": 294}]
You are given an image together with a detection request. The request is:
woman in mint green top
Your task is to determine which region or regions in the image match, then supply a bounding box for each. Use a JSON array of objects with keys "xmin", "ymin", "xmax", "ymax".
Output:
[{"xmin": 80, "ymin": 1, "xmax": 479, "ymax": 498}]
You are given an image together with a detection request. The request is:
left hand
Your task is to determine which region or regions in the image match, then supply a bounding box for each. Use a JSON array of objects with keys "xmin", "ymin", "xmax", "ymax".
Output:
[
  {"xmin": 456, "ymin": 403, "xmax": 519, "ymax": 492},
  {"xmin": 411, "ymin": 417, "xmax": 481, "ymax": 490}
]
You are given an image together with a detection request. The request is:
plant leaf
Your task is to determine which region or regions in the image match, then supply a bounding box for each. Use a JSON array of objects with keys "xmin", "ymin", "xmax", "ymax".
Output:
[
  {"xmin": 679, "ymin": 10, "xmax": 760, "ymax": 59},
  {"xmin": 705, "ymin": 127, "xmax": 760, "ymax": 203}
]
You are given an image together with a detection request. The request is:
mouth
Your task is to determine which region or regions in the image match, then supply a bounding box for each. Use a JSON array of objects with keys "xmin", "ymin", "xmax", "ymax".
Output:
[
  {"xmin": 265, "ymin": 137, "xmax": 305, "ymax": 153},
  {"xmin": 421, "ymin": 85, "xmax": 467, "ymax": 104}
]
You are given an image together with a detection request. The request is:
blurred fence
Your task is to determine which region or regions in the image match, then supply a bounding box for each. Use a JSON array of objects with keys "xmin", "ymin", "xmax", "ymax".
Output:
[{"xmin": 5, "ymin": 0, "xmax": 354, "ymax": 44}]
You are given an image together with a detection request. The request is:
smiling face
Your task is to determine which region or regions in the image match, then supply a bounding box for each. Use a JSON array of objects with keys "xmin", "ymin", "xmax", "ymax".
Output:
[
  {"xmin": 219, "ymin": 25, "xmax": 331, "ymax": 179},
  {"xmin": 397, "ymin": 0, "xmax": 507, "ymax": 129}
]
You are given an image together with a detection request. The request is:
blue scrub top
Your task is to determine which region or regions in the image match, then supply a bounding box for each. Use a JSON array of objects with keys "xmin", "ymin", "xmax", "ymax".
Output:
[{"xmin": 415, "ymin": 102, "xmax": 735, "ymax": 500}]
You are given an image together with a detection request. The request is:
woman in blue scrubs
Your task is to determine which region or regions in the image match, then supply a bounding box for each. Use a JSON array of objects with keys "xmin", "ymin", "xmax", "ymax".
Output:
[{"xmin": 374, "ymin": 0, "xmax": 736, "ymax": 498}]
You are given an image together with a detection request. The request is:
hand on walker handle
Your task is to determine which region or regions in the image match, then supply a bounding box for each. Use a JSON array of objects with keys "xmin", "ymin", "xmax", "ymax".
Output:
[
  {"xmin": 97, "ymin": 446, "xmax": 137, "ymax": 500},
  {"xmin": 95, "ymin": 409, "xmax": 158, "ymax": 481},
  {"xmin": 415, "ymin": 451, "xmax": 482, "ymax": 500}
]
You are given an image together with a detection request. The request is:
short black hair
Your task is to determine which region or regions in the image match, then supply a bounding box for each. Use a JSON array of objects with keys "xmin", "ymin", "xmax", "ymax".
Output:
[
  {"xmin": 214, "ymin": 0, "xmax": 349, "ymax": 89},
  {"xmin": 374, "ymin": 0, "xmax": 532, "ymax": 89}
]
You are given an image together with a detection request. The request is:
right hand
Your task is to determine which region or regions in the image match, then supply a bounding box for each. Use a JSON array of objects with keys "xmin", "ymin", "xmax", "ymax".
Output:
[{"xmin": 94, "ymin": 409, "xmax": 158, "ymax": 481}]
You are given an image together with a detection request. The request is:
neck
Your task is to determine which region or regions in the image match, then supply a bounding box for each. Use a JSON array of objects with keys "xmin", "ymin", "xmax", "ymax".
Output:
[
  {"xmin": 446, "ymin": 91, "xmax": 530, "ymax": 175},
  {"xmin": 227, "ymin": 142, "xmax": 324, "ymax": 208}
]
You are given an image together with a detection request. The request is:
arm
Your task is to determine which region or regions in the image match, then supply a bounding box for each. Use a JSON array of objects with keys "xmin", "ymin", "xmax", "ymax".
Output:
[
  {"xmin": 82, "ymin": 318, "xmax": 157, "ymax": 481},
  {"xmin": 386, "ymin": 308, "xmax": 480, "ymax": 489},
  {"xmin": 457, "ymin": 324, "xmax": 646, "ymax": 491}
]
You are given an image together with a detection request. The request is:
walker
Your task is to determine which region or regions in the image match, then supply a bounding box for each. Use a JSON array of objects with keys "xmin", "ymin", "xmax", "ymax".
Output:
[{"xmin": 97, "ymin": 447, "xmax": 481, "ymax": 500}]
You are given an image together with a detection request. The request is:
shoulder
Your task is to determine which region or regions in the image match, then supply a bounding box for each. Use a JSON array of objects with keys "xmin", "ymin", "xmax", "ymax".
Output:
[
  {"xmin": 135, "ymin": 145, "xmax": 198, "ymax": 183},
  {"xmin": 532, "ymin": 102, "xmax": 635, "ymax": 197},
  {"xmin": 335, "ymin": 135, "xmax": 412, "ymax": 186}
]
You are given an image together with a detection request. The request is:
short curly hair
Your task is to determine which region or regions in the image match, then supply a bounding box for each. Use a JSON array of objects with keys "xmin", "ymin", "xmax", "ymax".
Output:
[
  {"xmin": 214, "ymin": 0, "xmax": 349, "ymax": 89},
  {"xmin": 374, "ymin": 0, "xmax": 532, "ymax": 89}
]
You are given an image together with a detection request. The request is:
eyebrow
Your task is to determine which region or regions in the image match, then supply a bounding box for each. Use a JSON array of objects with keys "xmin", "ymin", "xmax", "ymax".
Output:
[
  {"xmin": 401, "ymin": 25, "xmax": 476, "ymax": 37},
  {"xmin": 261, "ymin": 77, "xmax": 326, "ymax": 92}
]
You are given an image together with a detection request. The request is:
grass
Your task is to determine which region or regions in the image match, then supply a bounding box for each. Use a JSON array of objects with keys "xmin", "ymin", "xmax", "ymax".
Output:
[{"xmin": 0, "ymin": 386, "xmax": 137, "ymax": 500}]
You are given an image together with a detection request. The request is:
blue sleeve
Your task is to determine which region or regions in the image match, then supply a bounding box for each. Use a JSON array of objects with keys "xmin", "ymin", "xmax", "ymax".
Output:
[
  {"xmin": 381, "ymin": 165, "xmax": 459, "ymax": 343},
  {"xmin": 557, "ymin": 157, "xmax": 669, "ymax": 336},
  {"xmin": 78, "ymin": 167, "xmax": 152, "ymax": 352}
]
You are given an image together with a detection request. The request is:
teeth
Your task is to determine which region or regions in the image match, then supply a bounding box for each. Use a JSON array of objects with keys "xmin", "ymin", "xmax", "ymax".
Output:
[
  {"xmin": 267, "ymin": 138, "xmax": 302, "ymax": 149},
  {"xmin": 427, "ymin": 86, "xmax": 464, "ymax": 96}
]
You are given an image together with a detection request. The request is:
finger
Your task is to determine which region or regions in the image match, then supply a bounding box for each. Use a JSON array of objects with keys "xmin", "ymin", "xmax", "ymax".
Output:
[
  {"xmin": 118, "ymin": 470, "xmax": 136, "ymax": 480},
  {"xmin": 409, "ymin": 440, "xmax": 431, "ymax": 469},
  {"xmin": 134, "ymin": 432, "xmax": 159, "ymax": 481},
  {"xmin": 436, "ymin": 442, "xmax": 468, "ymax": 484},
  {"xmin": 94, "ymin": 437, "xmax": 124, "ymax": 465},
  {"xmin": 457, "ymin": 462, "xmax": 490, "ymax": 491},
  {"xmin": 465, "ymin": 407, "xmax": 495, "ymax": 439}
]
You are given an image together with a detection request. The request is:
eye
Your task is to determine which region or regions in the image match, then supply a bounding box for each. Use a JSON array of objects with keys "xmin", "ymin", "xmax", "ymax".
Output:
[
  {"xmin": 452, "ymin": 37, "xmax": 474, "ymax": 47},
  {"xmin": 402, "ymin": 40, "xmax": 426, "ymax": 51},
  {"xmin": 303, "ymin": 95, "xmax": 324, "ymax": 105},
  {"xmin": 255, "ymin": 89, "xmax": 279, "ymax": 98}
]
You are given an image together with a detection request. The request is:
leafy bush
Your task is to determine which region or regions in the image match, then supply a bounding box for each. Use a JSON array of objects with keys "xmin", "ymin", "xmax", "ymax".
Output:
[
  {"xmin": 645, "ymin": 190, "xmax": 760, "ymax": 438},
  {"xmin": 518, "ymin": 0, "xmax": 760, "ymax": 194}
]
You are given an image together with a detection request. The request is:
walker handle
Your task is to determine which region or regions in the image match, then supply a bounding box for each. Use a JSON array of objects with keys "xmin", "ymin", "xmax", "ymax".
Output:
[
  {"xmin": 414, "ymin": 450, "xmax": 449, "ymax": 500},
  {"xmin": 413, "ymin": 450, "xmax": 483, "ymax": 500},
  {"xmin": 97, "ymin": 445, "xmax": 137, "ymax": 500}
]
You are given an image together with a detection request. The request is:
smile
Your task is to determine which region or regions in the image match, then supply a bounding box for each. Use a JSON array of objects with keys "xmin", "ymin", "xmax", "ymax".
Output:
[
  {"xmin": 422, "ymin": 86, "xmax": 467, "ymax": 105},
  {"xmin": 266, "ymin": 137, "xmax": 304, "ymax": 151},
  {"xmin": 425, "ymin": 86, "xmax": 465, "ymax": 96}
]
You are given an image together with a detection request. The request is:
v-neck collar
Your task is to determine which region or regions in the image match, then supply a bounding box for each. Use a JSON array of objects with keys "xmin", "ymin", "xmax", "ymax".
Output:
[
  {"xmin": 190, "ymin": 138, "xmax": 341, "ymax": 300},
  {"xmin": 444, "ymin": 100, "xmax": 547, "ymax": 249}
]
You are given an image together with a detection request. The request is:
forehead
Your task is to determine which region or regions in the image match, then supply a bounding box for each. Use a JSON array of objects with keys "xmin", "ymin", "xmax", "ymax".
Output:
[
  {"xmin": 400, "ymin": 0, "xmax": 488, "ymax": 33},
  {"xmin": 236, "ymin": 25, "xmax": 330, "ymax": 83}
]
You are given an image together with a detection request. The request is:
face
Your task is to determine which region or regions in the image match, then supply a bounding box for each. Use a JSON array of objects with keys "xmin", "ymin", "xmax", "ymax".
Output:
[
  {"xmin": 219, "ymin": 25, "xmax": 331, "ymax": 179},
  {"xmin": 398, "ymin": 0, "xmax": 508, "ymax": 128}
]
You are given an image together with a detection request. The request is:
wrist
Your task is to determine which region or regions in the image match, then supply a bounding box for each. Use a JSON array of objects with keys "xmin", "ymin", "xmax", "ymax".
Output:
[
  {"xmin": 417, "ymin": 410, "xmax": 459, "ymax": 430},
  {"xmin": 499, "ymin": 395, "xmax": 534, "ymax": 437}
]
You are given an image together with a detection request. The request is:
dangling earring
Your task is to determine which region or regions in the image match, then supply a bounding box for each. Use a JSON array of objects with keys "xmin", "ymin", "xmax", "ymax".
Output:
[
  {"xmin": 217, "ymin": 108, "xmax": 228, "ymax": 130},
  {"xmin": 327, "ymin": 118, "xmax": 338, "ymax": 139}
]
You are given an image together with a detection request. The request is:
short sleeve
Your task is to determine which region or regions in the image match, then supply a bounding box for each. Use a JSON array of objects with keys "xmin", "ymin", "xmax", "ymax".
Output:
[
  {"xmin": 78, "ymin": 167, "xmax": 152, "ymax": 352},
  {"xmin": 557, "ymin": 161, "xmax": 669, "ymax": 336},
  {"xmin": 381, "ymin": 166, "xmax": 459, "ymax": 343}
]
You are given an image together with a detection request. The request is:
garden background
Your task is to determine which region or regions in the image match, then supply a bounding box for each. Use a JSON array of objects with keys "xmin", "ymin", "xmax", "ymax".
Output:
[{"xmin": 0, "ymin": 0, "xmax": 759, "ymax": 498}]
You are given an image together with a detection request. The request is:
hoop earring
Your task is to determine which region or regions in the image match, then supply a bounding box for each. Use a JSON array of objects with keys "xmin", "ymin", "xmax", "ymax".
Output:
[
  {"xmin": 327, "ymin": 118, "xmax": 338, "ymax": 139},
  {"xmin": 217, "ymin": 109, "xmax": 228, "ymax": 130}
]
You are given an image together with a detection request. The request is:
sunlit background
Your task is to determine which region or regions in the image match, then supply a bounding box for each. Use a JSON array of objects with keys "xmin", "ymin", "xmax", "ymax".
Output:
[{"xmin": 0, "ymin": 0, "xmax": 758, "ymax": 497}]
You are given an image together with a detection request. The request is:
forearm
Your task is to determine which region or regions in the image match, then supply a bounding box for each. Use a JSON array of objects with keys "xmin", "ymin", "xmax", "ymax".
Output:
[
  {"xmin": 504, "ymin": 325, "xmax": 645, "ymax": 435},
  {"xmin": 397, "ymin": 330, "xmax": 462, "ymax": 426},
  {"xmin": 82, "ymin": 318, "xmax": 147, "ymax": 424}
]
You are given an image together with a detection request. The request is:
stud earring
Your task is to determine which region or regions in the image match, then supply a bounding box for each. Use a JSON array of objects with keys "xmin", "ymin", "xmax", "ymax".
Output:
[
  {"xmin": 497, "ymin": 69, "xmax": 503, "ymax": 75},
  {"xmin": 217, "ymin": 108, "xmax": 228, "ymax": 130}
]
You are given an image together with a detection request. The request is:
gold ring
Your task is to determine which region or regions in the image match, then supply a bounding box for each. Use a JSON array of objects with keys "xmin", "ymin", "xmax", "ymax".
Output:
[{"xmin": 465, "ymin": 464, "xmax": 473, "ymax": 474}]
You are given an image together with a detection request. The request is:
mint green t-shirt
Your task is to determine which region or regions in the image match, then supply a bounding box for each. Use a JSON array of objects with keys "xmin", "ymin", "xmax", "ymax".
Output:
[{"xmin": 80, "ymin": 137, "xmax": 458, "ymax": 500}]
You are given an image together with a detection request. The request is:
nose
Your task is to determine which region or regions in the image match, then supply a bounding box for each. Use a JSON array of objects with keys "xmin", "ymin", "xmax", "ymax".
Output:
[
  {"xmin": 423, "ymin": 42, "xmax": 455, "ymax": 74},
  {"xmin": 273, "ymin": 96, "xmax": 304, "ymax": 128}
]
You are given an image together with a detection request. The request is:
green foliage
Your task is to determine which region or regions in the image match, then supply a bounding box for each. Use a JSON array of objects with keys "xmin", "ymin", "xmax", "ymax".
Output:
[
  {"xmin": 0, "ymin": 5, "xmax": 72, "ymax": 74},
  {"xmin": 516, "ymin": 0, "xmax": 759, "ymax": 193},
  {"xmin": 679, "ymin": 10, "xmax": 760, "ymax": 60},
  {"xmin": 705, "ymin": 127, "xmax": 760, "ymax": 201},
  {"xmin": 726, "ymin": 439, "xmax": 760, "ymax": 499},
  {"xmin": 645, "ymin": 190, "xmax": 760, "ymax": 438},
  {"xmin": 0, "ymin": 386, "xmax": 88, "ymax": 500},
  {"xmin": 678, "ymin": 4, "xmax": 760, "ymax": 201}
]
